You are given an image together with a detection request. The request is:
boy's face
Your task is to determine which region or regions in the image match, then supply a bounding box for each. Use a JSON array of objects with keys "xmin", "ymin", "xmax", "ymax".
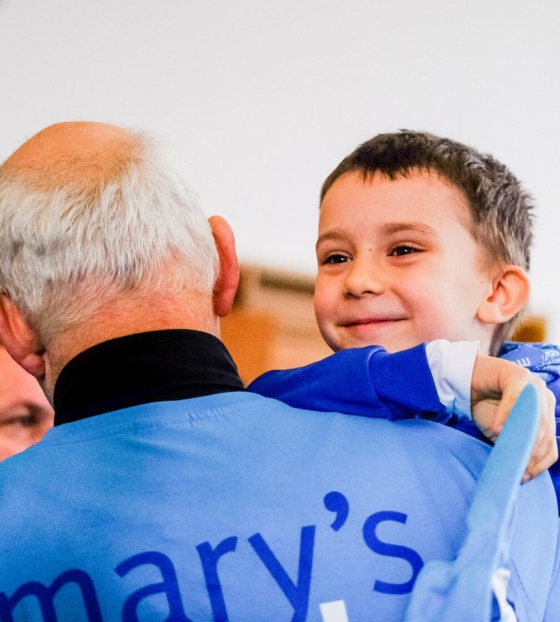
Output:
[{"xmin": 314, "ymin": 169, "xmax": 497, "ymax": 354}]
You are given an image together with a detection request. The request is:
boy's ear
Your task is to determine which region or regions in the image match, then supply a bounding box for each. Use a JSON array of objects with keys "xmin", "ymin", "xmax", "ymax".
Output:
[
  {"xmin": 208, "ymin": 215, "xmax": 240, "ymax": 317},
  {"xmin": 0, "ymin": 295, "xmax": 45, "ymax": 378},
  {"xmin": 476, "ymin": 265, "xmax": 530, "ymax": 325}
]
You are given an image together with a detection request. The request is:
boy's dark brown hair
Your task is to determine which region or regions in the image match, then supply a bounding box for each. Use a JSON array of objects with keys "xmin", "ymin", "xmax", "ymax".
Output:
[{"xmin": 320, "ymin": 130, "xmax": 534, "ymax": 355}]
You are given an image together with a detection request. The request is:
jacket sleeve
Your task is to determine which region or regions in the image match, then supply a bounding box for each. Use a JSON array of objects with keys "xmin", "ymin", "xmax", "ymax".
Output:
[
  {"xmin": 248, "ymin": 344, "xmax": 451, "ymax": 421},
  {"xmin": 499, "ymin": 342, "xmax": 560, "ymax": 418},
  {"xmin": 499, "ymin": 341, "xmax": 560, "ymax": 511}
]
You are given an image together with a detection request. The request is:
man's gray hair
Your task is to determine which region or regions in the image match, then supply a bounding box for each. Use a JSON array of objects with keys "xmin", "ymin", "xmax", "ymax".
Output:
[{"xmin": 0, "ymin": 131, "xmax": 219, "ymax": 341}]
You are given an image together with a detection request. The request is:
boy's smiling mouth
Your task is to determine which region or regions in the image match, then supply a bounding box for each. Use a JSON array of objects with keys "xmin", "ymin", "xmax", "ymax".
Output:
[
  {"xmin": 335, "ymin": 316, "xmax": 410, "ymax": 350},
  {"xmin": 340, "ymin": 316, "xmax": 407, "ymax": 340},
  {"xmin": 341, "ymin": 315, "xmax": 406, "ymax": 328}
]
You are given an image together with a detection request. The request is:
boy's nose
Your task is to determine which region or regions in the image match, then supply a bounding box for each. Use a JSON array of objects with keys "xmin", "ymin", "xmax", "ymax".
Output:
[{"xmin": 343, "ymin": 257, "xmax": 385, "ymax": 298}]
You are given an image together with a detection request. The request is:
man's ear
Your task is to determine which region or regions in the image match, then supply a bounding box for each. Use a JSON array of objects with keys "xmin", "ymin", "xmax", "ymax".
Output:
[
  {"xmin": 0, "ymin": 295, "xmax": 45, "ymax": 379},
  {"xmin": 208, "ymin": 215, "xmax": 240, "ymax": 317},
  {"xmin": 476, "ymin": 265, "xmax": 530, "ymax": 324}
]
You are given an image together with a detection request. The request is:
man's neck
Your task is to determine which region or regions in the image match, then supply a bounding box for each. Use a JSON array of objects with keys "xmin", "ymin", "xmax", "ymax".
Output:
[
  {"xmin": 42, "ymin": 289, "xmax": 218, "ymax": 402},
  {"xmin": 52, "ymin": 329, "xmax": 244, "ymax": 425}
]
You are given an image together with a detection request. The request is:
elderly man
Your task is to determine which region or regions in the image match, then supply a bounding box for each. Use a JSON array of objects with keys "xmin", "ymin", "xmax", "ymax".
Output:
[{"xmin": 0, "ymin": 122, "xmax": 557, "ymax": 620}]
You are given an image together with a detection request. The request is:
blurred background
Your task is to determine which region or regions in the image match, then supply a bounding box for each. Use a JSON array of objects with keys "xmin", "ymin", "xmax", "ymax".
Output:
[{"xmin": 1, "ymin": 0, "xmax": 558, "ymax": 380}]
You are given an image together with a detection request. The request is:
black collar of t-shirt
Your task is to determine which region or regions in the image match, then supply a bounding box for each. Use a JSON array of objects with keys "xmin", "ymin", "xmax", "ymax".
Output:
[{"xmin": 53, "ymin": 329, "xmax": 245, "ymax": 426}]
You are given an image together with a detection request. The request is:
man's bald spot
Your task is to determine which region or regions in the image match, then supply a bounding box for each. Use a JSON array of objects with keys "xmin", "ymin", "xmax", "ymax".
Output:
[{"xmin": 1, "ymin": 122, "xmax": 140, "ymax": 191}]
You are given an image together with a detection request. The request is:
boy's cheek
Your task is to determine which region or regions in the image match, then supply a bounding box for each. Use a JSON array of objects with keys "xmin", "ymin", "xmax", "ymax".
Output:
[{"xmin": 314, "ymin": 309, "xmax": 339, "ymax": 353}]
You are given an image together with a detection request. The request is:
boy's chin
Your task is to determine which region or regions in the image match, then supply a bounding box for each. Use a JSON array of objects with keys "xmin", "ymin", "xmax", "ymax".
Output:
[{"xmin": 333, "ymin": 331, "xmax": 423, "ymax": 354}]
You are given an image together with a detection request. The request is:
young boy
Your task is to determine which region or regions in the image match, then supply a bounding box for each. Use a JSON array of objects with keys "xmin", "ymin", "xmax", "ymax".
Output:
[{"xmin": 249, "ymin": 130, "xmax": 559, "ymax": 496}]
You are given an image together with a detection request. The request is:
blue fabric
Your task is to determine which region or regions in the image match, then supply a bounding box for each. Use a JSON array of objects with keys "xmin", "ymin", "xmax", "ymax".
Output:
[
  {"xmin": 250, "ymin": 342, "xmax": 560, "ymax": 508},
  {"xmin": 0, "ymin": 392, "xmax": 558, "ymax": 620},
  {"xmin": 499, "ymin": 342, "xmax": 560, "ymax": 508},
  {"xmin": 249, "ymin": 344, "xmax": 447, "ymax": 421},
  {"xmin": 498, "ymin": 343, "xmax": 560, "ymax": 411},
  {"xmin": 405, "ymin": 384, "xmax": 541, "ymax": 622}
]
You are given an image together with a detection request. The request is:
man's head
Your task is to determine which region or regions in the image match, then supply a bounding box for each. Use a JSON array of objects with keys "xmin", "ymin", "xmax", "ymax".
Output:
[
  {"xmin": 315, "ymin": 131, "xmax": 531, "ymax": 356},
  {"xmin": 0, "ymin": 122, "xmax": 239, "ymax": 397},
  {"xmin": 0, "ymin": 344, "xmax": 53, "ymax": 461}
]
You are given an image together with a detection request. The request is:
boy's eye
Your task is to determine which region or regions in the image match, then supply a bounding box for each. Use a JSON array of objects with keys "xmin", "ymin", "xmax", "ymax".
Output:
[
  {"xmin": 389, "ymin": 245, "xmax": 419, "ymax": 257},
  {"xmin": 322, "ymin": 254, "xmax": 350, "ymax": 265}
]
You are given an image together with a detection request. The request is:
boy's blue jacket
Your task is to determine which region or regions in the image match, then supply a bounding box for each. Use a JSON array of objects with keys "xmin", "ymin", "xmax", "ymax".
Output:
[
  {"xmin": 249, "ymin": 342, "xmax": 560, "ymax": 507},
  {"xmin": 500, "ymin": 342, "xmax": 560, "ymax": 504}
]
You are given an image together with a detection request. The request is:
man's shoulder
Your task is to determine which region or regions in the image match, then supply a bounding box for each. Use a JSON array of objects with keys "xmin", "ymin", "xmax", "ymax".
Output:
[{"xmin": 0, "ymin": 390, "xmax": 493, "ymax": 467}]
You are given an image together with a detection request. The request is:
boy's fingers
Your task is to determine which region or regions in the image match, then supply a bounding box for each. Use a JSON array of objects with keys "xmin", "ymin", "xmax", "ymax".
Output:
[
  {"xmin": 471, "ymin": 355, "xmax": 557, "ymax": 482},
  {"xmin": 523, "ymin": 387, "xmax": 558, "ymax": 481},
  {"xmin": 526, "ymin": 439, "xmax": 554, "ymax": 480},
  {"xmin": 525, "ymin": 441, "xmax": 557, "ymax": 481},
  {"xmin": 486, "ymin": 382, "xmax": 526, "ymax": 439}
]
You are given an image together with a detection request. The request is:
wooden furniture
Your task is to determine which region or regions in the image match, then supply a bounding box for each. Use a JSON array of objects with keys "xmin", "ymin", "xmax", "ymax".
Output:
[
  {"xmin": 510, "ymin": 315, "xmax": 547, "ymax": 343},
  {"xmin": 220, "ymin": 264, "xmax": 331, "ymax": 384}
]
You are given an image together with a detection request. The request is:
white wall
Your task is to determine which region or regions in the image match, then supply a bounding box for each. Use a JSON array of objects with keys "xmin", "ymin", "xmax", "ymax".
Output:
[{"xmin": 1, "ymin": 0, "xmax": 559, "ymax": 340}]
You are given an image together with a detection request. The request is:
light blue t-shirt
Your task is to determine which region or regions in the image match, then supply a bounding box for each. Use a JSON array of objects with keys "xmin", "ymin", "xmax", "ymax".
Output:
[{"xmin": 0, "ymin": 392, "xmax": 558, "ymax": 621}]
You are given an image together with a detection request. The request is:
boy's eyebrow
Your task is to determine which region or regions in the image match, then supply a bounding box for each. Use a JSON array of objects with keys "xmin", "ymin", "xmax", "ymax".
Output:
[
  {"xmin": 315, "ymin": 230, "xmax": 347, "ymax": 248},
  {"xmin": 380, "ymin": 222, "xmax": 439, "ymax": 237},
  {"xmin": 316, "ymin": 222, "xmax": 439, "ymax": 248}
]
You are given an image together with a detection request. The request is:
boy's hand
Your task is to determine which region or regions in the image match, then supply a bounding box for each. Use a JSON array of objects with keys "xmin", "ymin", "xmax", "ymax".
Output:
[{"xmin": 471, "ymin": 354, "xmax": 558, "ymax": 482}]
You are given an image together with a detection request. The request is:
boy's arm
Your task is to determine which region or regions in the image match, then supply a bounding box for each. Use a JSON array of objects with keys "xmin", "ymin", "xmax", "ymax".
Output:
[
  {"xmin": 249, "ymin": 341, "xmax": 558, "ymax": 481},
  {"xmin": 248, "ymin": 341, "xmax": 474, "ymax": 423}
]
